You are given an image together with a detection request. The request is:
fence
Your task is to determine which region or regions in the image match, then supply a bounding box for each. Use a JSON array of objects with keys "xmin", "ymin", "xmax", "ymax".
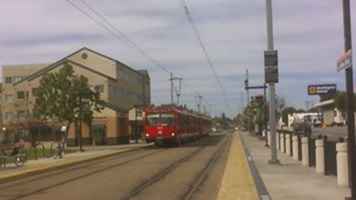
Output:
[
  {"xmin": 324, "ymin": 140, "xmax": 337, "ymax": 176},
  {"xmin": 308, "ymin": 137, "xmax": 316, "ymax": 167},
  {"xmin": 273, "ymin": 129, "xmax": 347, "ymax": 186}
]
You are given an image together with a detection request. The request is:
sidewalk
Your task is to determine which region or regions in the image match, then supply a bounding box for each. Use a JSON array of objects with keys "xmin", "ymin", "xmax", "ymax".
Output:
[
  {"xmin": 240, "ymin": 131, "xmax": 350, "ymax": 200},
  {"xmin": 0, "ymin": 143, "xmax": 151, "ymax": 183}
]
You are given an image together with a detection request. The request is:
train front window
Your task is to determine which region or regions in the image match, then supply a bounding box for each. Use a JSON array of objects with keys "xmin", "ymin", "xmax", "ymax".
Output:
[
  {"xmin": 160, "ymin": 114, "xmax": 175, "ymax": 126},
  {"xmin": 146, "ymin": 113, "xmax": 175, "ymax": 126},
  {"xmin": 147, "ymin": 114, "xmax": 160, "ymax": 125}
]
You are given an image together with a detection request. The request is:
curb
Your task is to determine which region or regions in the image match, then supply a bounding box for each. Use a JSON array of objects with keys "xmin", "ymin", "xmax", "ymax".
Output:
[
  {"xmin": 0, "ymin": 145, "xmax": 150, "ymax": 184},
  {"xmin": 240, "ymin": 132, "xmax": 271, "ymax": 200}
]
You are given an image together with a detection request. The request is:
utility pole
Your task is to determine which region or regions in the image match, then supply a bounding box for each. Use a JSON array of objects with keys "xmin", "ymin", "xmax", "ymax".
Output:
[
  {"xmin": 176, "ymin": 77, "xmax": 183, "ymax": 105},
  {"xmin": 170, "ymin": 73, "xmax": 174, "ymax": 105},
  {"xmin": 196, "ymin": 94, "xmax": 203, "ymax": 113},
  {"xmin": 342, "ymin": 0, "xmax": 355, "ymax": 199},
  {"xmin": 265, "ymin": 0, "xmax": 279, "ymax": 164},
  {"xmin": 244, "ymin": 70, "xmax": 250, "ymax": 132},
  {"xmin": 245, "ymin": 70, "xmax": 250, "ymax": 107},
  {"xmin": 169, "ymin": 73, "xmax": 183, "ymax": 105}
]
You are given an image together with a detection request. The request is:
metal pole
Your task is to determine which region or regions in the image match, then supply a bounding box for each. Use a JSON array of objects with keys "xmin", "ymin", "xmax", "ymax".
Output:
[
  {"xmin": 266, "ymin": 0, "xmax": 279, "ymax": 164},
  {"xmin": 170, "ymin": 73, "xmax": 174, "ymax": 105},
  {"xmin": 135, "ymin": 107, "xmax": 138, "ymax": 144},
  {"xmin": 175, "ymin": 77, "xmax": 183, "ymax": 105},
  {"xmin": 264, "ymin": 84, "xmax": 269, "ymax": 147},
  {"xmin": 245, "ymin": 70, "xmax": 250, "ymax": 132},
  {"xmin": 342, "ymin": 0, "xmax": 355, "ymax": 199},
  {"xmin": 79, "ymin": 95, "xmax": 83, "ymax": 152}
]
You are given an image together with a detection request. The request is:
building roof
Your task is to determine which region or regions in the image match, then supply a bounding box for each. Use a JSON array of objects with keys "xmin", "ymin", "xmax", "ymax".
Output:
[
  {"xmin": 13, "ymin": 47, "xmax": 142, "ymax": 86},
  {"xmin": 311, "ymin": 99, "xmax": 335, "ymax": 109},
  {"xmin": 14, "ymin": 59, "xmax": 116, "ymax": 86}
]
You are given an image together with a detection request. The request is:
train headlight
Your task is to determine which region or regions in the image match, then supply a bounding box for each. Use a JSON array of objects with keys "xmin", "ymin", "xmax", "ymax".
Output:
[{"xmin": 171, "ymin": 132, "xmax": 175, "ymax": 136}]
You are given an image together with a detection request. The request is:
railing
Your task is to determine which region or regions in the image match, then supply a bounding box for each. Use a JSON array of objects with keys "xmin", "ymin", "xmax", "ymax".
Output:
[
  {"xmin": 308, "ymin": 137, "xmax": 316, "ymax": 167},
  {"xmin": 273, "ymin": 129, "xmax": 346, "ymax": 186},
  {"xmin": 324, "ymin": 140, "xmax": 337, "ymax": 176}
]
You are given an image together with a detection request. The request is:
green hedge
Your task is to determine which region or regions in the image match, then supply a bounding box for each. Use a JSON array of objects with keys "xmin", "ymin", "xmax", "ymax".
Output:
[{"xmin": 23, "ymin": 147, "xmax": 76, "ymax": 160}]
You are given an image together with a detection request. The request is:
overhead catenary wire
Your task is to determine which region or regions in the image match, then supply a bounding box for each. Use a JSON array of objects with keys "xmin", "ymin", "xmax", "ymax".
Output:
[
  {"xmin": 65, "ymin": 0, "xmax": 170, "ymax": 74},
  {"xmin": 65, "ymin": 0, "xmax": 219, "ymax": 114},
  {"xmin": 181, "ymin": 0, "xmax": 231, "ymax": 111}
]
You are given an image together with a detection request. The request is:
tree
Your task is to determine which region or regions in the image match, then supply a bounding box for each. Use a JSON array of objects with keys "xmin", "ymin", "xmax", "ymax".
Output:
[
  {"xmin": 281, "ymin": 106, "xmax": 297, "ymax": 125},
  {"xmin": 72, "ymin": 75, "xmax": 103, "ymax": 146},
  {"xmin": 34, "ymin": 63, "xmax": 103, "ymax": 148}
]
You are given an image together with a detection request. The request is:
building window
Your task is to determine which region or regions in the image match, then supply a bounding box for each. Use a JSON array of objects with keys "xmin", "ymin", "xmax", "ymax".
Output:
[
  {"xmin": 4, "ymin": 112, "xmax": 14, "ymax": 121},
  {"xmin": 32, "ymin": 88, "xmax": 39, "ymax": 96},
  {"xmin": 5, "ymin": 94, "xmax": 14, "ymax": 103},
  {"xmin": 17, "ymin": 91, "xmax": 25, "ymax": 99},
  {"xmin": 13, "ymin": 76, "xmax": 23, "ymax": 83},
  {"xmin": 4, "ymin": 77, "xmax": 12, "ymax": 84},
  {"xmin": 17, "ymin": 111, "xmax": 27, "ymax": 119},
  {"xmin": 81, "ymin": 52, "xmax": 88, "ymax": 59},
  {"xmin": 95, "ymin": 85, "xmax": 104, "ymax": 93}
]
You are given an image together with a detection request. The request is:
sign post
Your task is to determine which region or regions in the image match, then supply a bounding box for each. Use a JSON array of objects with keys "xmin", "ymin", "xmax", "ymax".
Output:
[
  {"xmin": 337, "ymin": 50, "xmax": 353, "ymax": 72},
  {"xmin": 339, "ymin": 1, "xmax": 354, "ymax": 199}
]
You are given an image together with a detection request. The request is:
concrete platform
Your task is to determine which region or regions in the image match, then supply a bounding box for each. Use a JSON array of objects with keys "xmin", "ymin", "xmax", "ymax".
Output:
[
  {"xmin": 0, "ymin": 143, "xmax": 151, "ymax": 183},
  {"xmin": 240, "ymin": 131, "xmax": 351, "ymax": 200}
]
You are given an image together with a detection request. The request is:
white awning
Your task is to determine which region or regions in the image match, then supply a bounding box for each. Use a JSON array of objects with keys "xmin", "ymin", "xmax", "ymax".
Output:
[{"xmin": 311, "ymin": 99, "xmax": 335, "ymax": 109}]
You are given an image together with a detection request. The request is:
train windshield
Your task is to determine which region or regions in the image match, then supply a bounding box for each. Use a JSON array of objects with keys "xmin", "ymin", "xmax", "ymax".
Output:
[{"xmin": 146, "ymin": 113, "xmax": 175, "ymax": 126}]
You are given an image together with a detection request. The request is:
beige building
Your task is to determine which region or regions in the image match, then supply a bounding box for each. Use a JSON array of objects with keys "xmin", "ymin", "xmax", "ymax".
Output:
[{"xmin": 1, "ymin": 47, "xmax": 150, "ymax": 145}]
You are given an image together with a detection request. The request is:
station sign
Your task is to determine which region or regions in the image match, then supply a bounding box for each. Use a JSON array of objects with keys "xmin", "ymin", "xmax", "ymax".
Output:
[
  {"xmin": 337, "ymin": 49, "xmax": 352, "ymax": 72},
  {"xmin": 307, "ymin": 84, "xmax": 337, "ymax": 96},
  {"xmin": 264, "ymin": 50, "xmax": 279, "ymax": 83}
]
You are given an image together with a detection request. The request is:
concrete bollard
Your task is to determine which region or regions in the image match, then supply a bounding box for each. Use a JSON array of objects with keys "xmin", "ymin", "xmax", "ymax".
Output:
[
  {"xmin": 315, "ymin": 139, "xmax": 325, "ymax": 174},
  {"xmin": 337, "ymin": 142, "xmax": 349, "ymax": 187},
  {"xmin": 302, "ymin": 137, "xmax": 309, "ymax": 167},
  {"xmin": 286, "ymin": 134, "xmax": 291, "ymax": 156},
  {"xmin": 267, "ymin": 131, "xmax": 271, "ymax": 146},
  {"xmin": 292, "ymin": 136, "xmax": 299, "ymax": 161},
  {"xmin": 280, "ymin": 133, "xmax": 285, "ymax": 153},
  {"xmin": 276, "ymin": 132, "xmax": 280, "ymax": 150}
]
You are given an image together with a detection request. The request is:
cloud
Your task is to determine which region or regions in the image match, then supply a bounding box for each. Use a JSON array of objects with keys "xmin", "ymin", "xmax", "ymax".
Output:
[{"xmin": 1, "ymin": 0, "xmax": 356, "ymax": 117}]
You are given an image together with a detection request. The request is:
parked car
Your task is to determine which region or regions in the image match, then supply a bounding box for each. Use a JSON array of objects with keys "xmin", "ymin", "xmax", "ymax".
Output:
[{"xmin": 292, "ymin": 115, "xmax": 312, "ymax": 137}]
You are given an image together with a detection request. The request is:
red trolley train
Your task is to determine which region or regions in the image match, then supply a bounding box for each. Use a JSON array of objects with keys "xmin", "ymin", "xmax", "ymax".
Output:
[{"xmin": 144, "ymin": 105, "xmax": 211, "ymax": 146}]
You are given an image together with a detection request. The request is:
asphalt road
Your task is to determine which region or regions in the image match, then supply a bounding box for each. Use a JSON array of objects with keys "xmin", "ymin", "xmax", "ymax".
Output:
[
  {"xmin": 0, "ymin": 132, "xmax": 231, "ymax": 200},
  {"xmin": 312, "ymin": 126, "xmax": 347, "ymax": 141}
]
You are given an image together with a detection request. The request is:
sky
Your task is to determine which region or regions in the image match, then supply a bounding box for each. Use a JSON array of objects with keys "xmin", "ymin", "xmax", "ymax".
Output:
[{"xmin": 0, "ymin": 0, "xmax": 355, "ymax": 118}]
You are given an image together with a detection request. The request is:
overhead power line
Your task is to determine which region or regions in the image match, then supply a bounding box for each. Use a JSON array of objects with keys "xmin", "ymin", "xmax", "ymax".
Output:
[
  {"xmin": 65, "ymin": 0, "xmax": 216, "ymax": 112},
  {"xmin": 65, "ymin": 0, "xmax": 170, "ymax": 74},
  {"xmin": 181, "ymin": 0, "xmax": 231, "ymax": 110}
]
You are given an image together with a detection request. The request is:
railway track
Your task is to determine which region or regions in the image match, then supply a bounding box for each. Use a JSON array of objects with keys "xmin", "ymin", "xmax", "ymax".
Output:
[
  {"xmin": 0, "ymin": 134, "xmax": 230, "ymax": 200},
  {"xmin": 122, "ymin": 134, "xmax": 231, "ymax": 200},
  {"xmin": 182, "ymin": 134, "xmax": 231, "ymax": 200},
  {"xmin": 0, "ymin": 147, "xmax": 165, "ymax": 200}
]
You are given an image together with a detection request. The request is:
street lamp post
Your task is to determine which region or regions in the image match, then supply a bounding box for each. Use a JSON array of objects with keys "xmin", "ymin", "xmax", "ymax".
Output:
[{"xmin": 78, "ymin": 95, "xmax": 84, "ymax": 152}]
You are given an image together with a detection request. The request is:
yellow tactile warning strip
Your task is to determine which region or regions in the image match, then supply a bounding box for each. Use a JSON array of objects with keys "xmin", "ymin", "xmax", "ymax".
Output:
[{"xmin": 217, "ymin": 132, "xmax": 259, "ymax": 200}]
